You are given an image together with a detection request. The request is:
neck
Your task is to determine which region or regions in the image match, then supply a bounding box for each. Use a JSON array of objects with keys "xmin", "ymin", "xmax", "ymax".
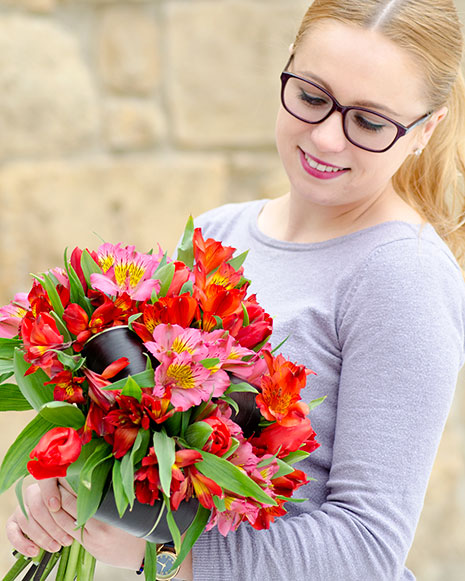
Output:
[{"xmin": 258, "ymin": 187, "xmax": 422, "ymax": 244}]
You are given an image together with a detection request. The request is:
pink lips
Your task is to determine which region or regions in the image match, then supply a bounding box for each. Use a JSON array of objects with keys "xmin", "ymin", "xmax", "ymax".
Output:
[{"xmin": 299, "ymin": 149, "xmax": 349, "ymax": 180}]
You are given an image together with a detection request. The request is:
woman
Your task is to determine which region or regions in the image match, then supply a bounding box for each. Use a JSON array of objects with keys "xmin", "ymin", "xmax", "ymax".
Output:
[{"xmin": 6, "ymin": 1, "xmax": 465, "ymax": 579}]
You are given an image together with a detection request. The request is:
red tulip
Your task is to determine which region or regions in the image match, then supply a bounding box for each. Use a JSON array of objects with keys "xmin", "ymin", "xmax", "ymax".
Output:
[{"xmin": 27, "ymin": 427, "xmax": 82, "ymax": 480}]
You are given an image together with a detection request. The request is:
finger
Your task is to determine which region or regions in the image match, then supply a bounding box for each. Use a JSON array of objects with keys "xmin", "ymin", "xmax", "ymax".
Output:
[
  {"xmin": 24, "ymin": 485, "xmax": 75, "ymax": 549},
  {"xmin": 5, "ymin": 514, "xmax": 41, "ymax": 558},
  {"xmin": 58, "ymin": 478, "xmax": 77, "ymax": 496},
  {"xmin": 37, "ymin": 478, "xmax": 61, "ymax": 513},
  {"xmin": 13, "ymin": 506, "xmax": 64, "ymax": 554}
]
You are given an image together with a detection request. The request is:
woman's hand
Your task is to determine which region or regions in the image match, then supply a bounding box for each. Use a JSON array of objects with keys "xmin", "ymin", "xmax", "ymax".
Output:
[{"xmin": 6, "ymin": 478, "xmax": 146, "ymax": 570}]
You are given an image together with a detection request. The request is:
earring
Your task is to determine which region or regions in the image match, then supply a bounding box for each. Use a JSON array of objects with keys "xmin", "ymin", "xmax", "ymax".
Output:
[{"xmin": 414, "ymin": 148, "xmax": 423, "ymax": 157}]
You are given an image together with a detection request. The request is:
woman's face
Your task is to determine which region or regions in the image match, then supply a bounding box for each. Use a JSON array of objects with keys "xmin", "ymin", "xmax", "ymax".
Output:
[{"xmin": 275, "ymin": 20, "xmax": 439, "ymax": 211}]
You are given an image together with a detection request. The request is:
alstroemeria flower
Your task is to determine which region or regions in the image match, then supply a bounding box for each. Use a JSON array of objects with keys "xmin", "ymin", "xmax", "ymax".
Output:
[
  {"xmin": 195, "ymin": 284, "xmax": 247, "ymax": 332},
  {"xmin": 251, "ymin": 418, "xmax": 319, "ymax": 458},
  {"xmin": 206, "ymin": 495, "xmax": 259, "ymax": 536},
  {"xmin": 134, "ymin": 447, "xmax": 161, "ymax": 506},
  {"xmin": 0, "ymin": 292, "xmax": 29, "ymax": 338},
  {"xmin": 192, "ymin": 228, "xmax": 236, "ymax": 276},
  {"xmin": 103, "ymin": 395, "xmax": 149, "ymax": 458},
  {"xmin": 90, "ymin": 243, "xmax": 162, "ymax": 301},
  {"xmin": 134, "ymin": 294, "xmax": 199, "ymax": 339},
  {"xmin": 202, "ymin": 416, "xmax": 232, "ymax": 456},
  {"xmin": 45, "ymin": 370, "xmax": 86, "ymax": 404},
  {"xmin": 223, "ymin": 294, "xmax": 273, "ymax": 350},
  {"xmin": 21, "ymin": 312, "xmax": 67, "ymax": 376},
  {"xmin": 27, "ymin": 427, "xmax": 82, "ymax": 480},
  {"xmin": 256, "ymin": 351, "xmax": 312, "ymax": 427}
]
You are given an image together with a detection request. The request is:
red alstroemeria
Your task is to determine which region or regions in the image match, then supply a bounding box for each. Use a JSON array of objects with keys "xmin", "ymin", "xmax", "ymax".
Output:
[
  {"xmin": 196, "ymin": 285, "xmax": 247, "ymax": 332},
  {"xmin": 27, "ymin": 427, "xmax": 82, "ymax": 480},
  {"xmin": 142, "ymin": 392, "xmax": 174, "ymax": 424},
  {"xmin": 21, "ymin": 312, "xmax": 66, "ymax": 376},
  {"xmin": 136, "ymin": 294, "xmax": 199, "ymax": 336},
  {"xmin": 202, "ymin": 416, "xmax": 232, "ymax": 456},
  {"xmin": 251, "ymin": 419, "xmax": 319, "ymax": 459},
  {"xmin": 271, "ymin": 468, "xmax": 309, "ymax": 499},
  {"xmin": 192, "ymin": 229, "xmax": 236, "ymax": 276},
  {"xmin": 248, "ymin": 499, "xmax": 287, "ymax": 530},
  {"xmin": 256, "ymin": 351, "xmax": 312, "ymax": 427},
  {"xmin": 63, "ymin": 303, "xmax": 89, "ymax": 336},
  {"xmin": 103, "ymin": 395, "xmax": 149, "ymax": 458},
  {"xmin": 45, "ymin": 370, "xmax": 86, "ymax": 404},
  {"xmin": 135, "ymin": 448, "xmax": 161, "ymax": 506},
  {"xmin": 223, "ymin": 294, "xmax": 273, "ymax": 349},
  {"xmin": 70, "ymin": 246, "xmax": 100, "ymax": 291},
  {"xmin": 27, "ymin": 281, "xmax": 53, "ymax": 318},
  {"xmin": 165, "ymin": 261, "xmax": 192, "ymax": 297}
]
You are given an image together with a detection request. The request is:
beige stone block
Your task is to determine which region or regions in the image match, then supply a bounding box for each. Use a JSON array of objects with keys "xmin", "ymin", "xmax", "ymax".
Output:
[
  {"xmin": 166, "ymin": 1, "xmax": 308, "ymax": 147},
  {"xmin": 98, "ymin": 7, "xmax": 160, "ymax": 96},
  {"xmin": 0, "ymin": 0, "xmax": 57, "ymax": 12},
  {"xmin": 0, "ymin": 16, "xmax": 99, "ymax": 159},
  {"xmin": 229, "ymin": 152, "xmax": 288, "ymax": 202},
  {"xmin": 0, "ymin": 155, "xmax": 227, "ymax": 303},
  {"xmin": 104, "ymin": 99, "xmax": 166, "ymax": 151}
]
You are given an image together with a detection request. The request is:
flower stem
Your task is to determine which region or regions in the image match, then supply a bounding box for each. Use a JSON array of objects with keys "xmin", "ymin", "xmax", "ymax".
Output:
[
  {"xmin": 1, "ymin": 553, "xmax": 31, "ymax": 581},
  {"xmin": 55, "ymin": 546, "xmax": 71, "ymax": 581},
  {"xmin": 32, "ymin": 552, "xmax": 53, "ymax": 580},
  {"xmin": 38, "ymin": 552, "xmax": 60, "ymax": 581},
  {"xmin": 77, "ymin": 549, "xmax": 96, "ymax": 581},
  {"xmin": 62, "ymin": 541, "xmax": 81, "ymax": 581}
]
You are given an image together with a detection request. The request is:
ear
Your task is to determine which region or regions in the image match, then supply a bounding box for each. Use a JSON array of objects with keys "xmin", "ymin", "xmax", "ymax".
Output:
[{"xmin": 415, "ymin": 106, "xmax": 448, "ymax": 150}]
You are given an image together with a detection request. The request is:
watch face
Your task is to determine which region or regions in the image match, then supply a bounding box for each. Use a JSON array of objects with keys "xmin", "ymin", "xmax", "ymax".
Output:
[{"xmin": 156, "ymin": 550, "xmax": 180, "ymax": 580}]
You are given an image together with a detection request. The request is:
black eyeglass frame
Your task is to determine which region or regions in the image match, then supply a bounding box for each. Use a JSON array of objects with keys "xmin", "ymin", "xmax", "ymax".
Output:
[{"xmin": 280, "ymin": 70, "xmax": 432, "ymax": 153}]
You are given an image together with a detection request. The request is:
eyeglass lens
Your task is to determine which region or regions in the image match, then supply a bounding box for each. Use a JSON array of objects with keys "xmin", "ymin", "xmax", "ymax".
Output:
[{"xmin": 283, "ymin": 76, "xmax": 399, "ymax": 151}]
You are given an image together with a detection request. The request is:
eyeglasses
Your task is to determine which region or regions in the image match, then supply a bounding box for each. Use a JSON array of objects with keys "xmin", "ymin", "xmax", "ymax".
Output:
[{"xmin": 280, "ymin": 71, "xmax": 432, "ymax": 153}]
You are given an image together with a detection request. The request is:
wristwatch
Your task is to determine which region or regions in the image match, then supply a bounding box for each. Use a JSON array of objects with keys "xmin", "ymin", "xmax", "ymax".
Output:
[{"xmin": 156, "ymin": 542, "xmax": 181, "ymax": 580}]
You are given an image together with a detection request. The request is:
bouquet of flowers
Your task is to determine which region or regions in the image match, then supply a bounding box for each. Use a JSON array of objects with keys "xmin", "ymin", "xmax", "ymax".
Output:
[{"xmin": 0, "ymin": 218, "xmax": 321, "ymax": 581}]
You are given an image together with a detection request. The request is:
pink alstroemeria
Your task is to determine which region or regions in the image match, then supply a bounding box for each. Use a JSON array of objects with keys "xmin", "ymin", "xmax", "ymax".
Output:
[
  {"xmin": 0, "ymin": 292, "xmax": 29, "ymax": 338},
  {"xmin": 90, "ymin": 243, "xmax": 163, "ymax": 301}
]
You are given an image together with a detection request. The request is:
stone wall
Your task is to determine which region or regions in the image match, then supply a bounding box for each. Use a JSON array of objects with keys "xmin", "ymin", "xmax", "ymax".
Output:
[{"xmin": 0, "ymin": 1, "xmax": 463, "ymax": 580}]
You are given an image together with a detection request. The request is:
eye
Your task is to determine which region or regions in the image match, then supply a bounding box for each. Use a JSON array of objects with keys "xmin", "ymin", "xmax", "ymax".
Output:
[
  {"xmin": 298, "ymin": 89, "xmax": 330, "ymax": 108},
  {"xmin": 352, "ymin": 112, "xmax": 387, "ymax": 133}
]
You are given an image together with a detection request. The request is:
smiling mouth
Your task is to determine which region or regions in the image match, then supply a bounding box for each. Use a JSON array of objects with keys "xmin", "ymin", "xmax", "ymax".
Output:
[{"xmin": 302, "ymin": 150, "xmax": 348, "ymax": 173}]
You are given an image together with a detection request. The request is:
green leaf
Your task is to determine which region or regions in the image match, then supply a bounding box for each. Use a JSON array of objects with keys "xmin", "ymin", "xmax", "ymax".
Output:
[
  {"xmin": 271, "ymin": 335, "xmax": 290, "ymax": 354},
  {"xmin": 0, "ymin": 358, "xmax": 14, "ymax": 375},
  {"xmin": 176, "ymin": 215, "xmax": 195, "ymax": 269},
  {"xmin": 213, "ymin": 496, "xmax": 226, "ymax": 512},
  {"xmin": 120, "ymin": 429, "xmax": 150, "ymax": 508},
  {"xmin": 197, "ymin": 451, "xmax": 276, "ymax": 505},
  {"xmin": 219, "ymin": 394, "xmax": 239, "ymax": 414},
  {"xmin": 225, "ymin": 381, "xmax": 258, "ymax": 395},
  {"xmin": 0, "ymin": 384, "xmax": 33, "ymax": 411},
  {"xmin": 200, "ymin": 357, "xmax": 220, "ymax": 369},
  {"xmin": 32, "ymin": 273, "xmax": 64, "ymax": 318},
  {"xmin": 144, "ymin": 542, "xmax": 159, "ymax": 581},
  {"xmin": 0, "ymin": 415, "xmax": 54, "ymax": 494},
  {"xmin": 274, "ymin": 458, "xmax": 295, "ymax": 479},
  {"xmin": 121, "ymin": 376, "xmax": 143, "ymax": 402},
  {"xmin": 227, "ymin": 250, "xmax": 249, "ymax": 271},
  {"xmin": 308, "ymin": 395, "xmax": 326, "ymax": 411},
  {"xmin": 76, "ymin": 442, "xmax": 113, "ymax": 526},
  {"xmin": 172, "ymin": 504, "xmax": 211, "ymax": 570},
  {"xmin": 152, "ymin": 430, "xmax": 175, "ymax": 497},
  {"xmin": 80, "ymin": 250, "xmax": 102, "ymax": 288},
  {"xmin": 14, "ymin": 349, "xmax": 55, "ymax": 411},
  {"xmin": 15, "ymin": 477, "xmax": 28, "ymax": 519},
  {"xmin": 0, "ymin": 371, "xmax": 14, "ymax": 385},
  {"xmin": 241, "ymin": 302, "xmax": 250, "ymax": 327},
  {"xmin": 154, "ymin": 263, "xmax": 175, "ymax": 298},
  {"xmin": 66, "ymin": 439, "xmax": 103, "ymax": 491},
  {"xmin": 276, "ymin": 495, "xmax": 308, "ymax": 503},
  {"xmin": 102, "ymin": 368, "xmax": 154, "ymax": 390},
  {"xmin": 185, "ymin": 421, "xmax": 213, "ymax": 449},
  {"xmin": 281, "ymin": 450, "xmax": 310, "ymax": 465},
  {"xmin": 221, "ymin": 437, "xmax": 240, "ymax": 459},
  {"xmin": 0, "ymin": 338, "xmax": 21, "ymax": 359},
  {"xmin": 111, "ymin": 460, "xmax": 129, "ymax": 518},
  {"xmin": 52, "ymin": 350, "xmax": 84, "ymax": 372},
  {"xmin": 164, "ymin": 495, "xmax": 181, "ymax": 552},
  {"xmin": 39, "ymin": 401, "xmax": 86, "ymax": 429},
  {"xmin": 163, "ymin": 411, "xmax": 182, "ymax": 437},
  {"xmin": 179, "ymin": 280, "xmax": 193, "ymax": 295}
]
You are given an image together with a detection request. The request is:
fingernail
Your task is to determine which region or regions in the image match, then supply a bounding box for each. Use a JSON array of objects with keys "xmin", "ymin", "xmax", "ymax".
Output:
[
  {"xmin": 48, "ymin": 497, "xmax": 60, "ymax": 512},
  {"xmin": 49, "ymin": 542, "xmax": 61, "ymax": 553},
  {"xmin": 27, "ymin": 546, "xmax": 39, "ymax": 558}
]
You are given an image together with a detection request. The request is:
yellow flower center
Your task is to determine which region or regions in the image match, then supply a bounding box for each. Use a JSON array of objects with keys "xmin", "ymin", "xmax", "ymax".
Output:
[
  {"xmin": 167, "ymin": 363, "xmax": 195, "ymax": 390},
  {"xmin": 114, "ymin": 262, "xmax": 146, "ymax": 288},
  {"xmin": 100, "ymin": 255, "xmax": 114, "ymax": 273},
  {"xmin": 171, "ymin": 337, "xmax": 194, "ymax": 354}
]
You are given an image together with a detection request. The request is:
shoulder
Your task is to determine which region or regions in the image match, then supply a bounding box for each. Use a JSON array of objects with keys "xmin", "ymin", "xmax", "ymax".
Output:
[{"xmin": 338, "ymin": 224, "xmax": 465, "ymax": 361}]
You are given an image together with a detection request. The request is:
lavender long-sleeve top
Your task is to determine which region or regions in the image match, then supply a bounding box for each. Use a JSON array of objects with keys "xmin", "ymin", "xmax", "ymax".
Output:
[{"xmin": 190, "ymin": 199, "xmax": 465, "ymax": 580}]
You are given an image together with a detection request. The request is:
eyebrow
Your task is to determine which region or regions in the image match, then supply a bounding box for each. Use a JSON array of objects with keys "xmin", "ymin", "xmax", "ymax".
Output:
[{"xmin": 294, "ymin": 70, "xmax": 400, "ymax": 117}]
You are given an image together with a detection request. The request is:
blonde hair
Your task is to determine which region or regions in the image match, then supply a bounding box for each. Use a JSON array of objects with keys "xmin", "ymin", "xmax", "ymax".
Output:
[{"xmin": 293, "ymin": 0, "xmax": 465, "ymax": 268}]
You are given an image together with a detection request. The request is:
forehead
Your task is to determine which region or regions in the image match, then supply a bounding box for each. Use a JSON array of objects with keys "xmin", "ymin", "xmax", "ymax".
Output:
[{"xmin": 293, "ymin": 20, "xmax": 427, "ymax": 118}]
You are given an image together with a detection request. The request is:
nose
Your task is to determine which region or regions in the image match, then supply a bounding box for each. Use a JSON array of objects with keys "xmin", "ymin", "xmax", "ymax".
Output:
[{"xmin": 309, "ymin": 111, "xmax": 347, "ymax": 153}]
